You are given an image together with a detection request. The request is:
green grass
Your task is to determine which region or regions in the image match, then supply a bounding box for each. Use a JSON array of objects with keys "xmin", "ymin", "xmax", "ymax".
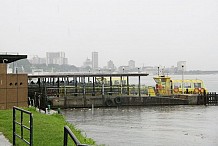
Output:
[{"xmin": 0, "ymin": 107, "xmax": 96, "ymax": 146}]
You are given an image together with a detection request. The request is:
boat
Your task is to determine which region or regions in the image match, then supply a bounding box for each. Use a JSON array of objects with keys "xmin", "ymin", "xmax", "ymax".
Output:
[{"xmin": 152, "ymin": 75, "xmax": 207, "ymax": 96}]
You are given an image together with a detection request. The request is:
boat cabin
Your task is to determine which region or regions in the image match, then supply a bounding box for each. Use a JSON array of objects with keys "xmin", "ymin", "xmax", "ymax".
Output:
[{"xmin": 153, "ymin": 75, "xmax": 207, "ymax": 96}]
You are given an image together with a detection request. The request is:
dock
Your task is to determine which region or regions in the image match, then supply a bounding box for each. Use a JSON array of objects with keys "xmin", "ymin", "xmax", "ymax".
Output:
[{"xmin": 28, "ymin": 73, "xmax": 192, "ymax": 109}]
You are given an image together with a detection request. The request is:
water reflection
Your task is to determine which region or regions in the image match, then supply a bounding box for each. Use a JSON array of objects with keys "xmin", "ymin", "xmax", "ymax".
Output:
[{"xmin": 63, "ymin": 106, "xmax": 218, "ymax": 146}]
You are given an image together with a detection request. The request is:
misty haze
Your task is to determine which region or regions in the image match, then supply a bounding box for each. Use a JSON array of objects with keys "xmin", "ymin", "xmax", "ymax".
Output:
[{"xmin": 0, "ymin": 0, "xmax": 218, "ymax": 70}]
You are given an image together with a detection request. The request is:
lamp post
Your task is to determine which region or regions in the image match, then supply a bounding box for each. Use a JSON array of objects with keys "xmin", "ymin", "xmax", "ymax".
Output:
[
  {"xmin": 182, "ymin": 65, "xmax": 184, "ymax": 94},
  {"xmin": 88, "ymin": 69, "xmax": 90, "ymax": 83},
  {"xmin": 3, "ymin": 59, "xmax": 8, "ymax": 63}
]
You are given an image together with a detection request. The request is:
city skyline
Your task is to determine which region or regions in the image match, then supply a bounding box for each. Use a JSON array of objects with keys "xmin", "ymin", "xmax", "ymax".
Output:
[
  {"xmin": 28, "ymin": 51, "xmax": 189, "ymax": 72},
  {"xmin": 1, "ymin": 0, "xmax": 218, "ymax": 70}
]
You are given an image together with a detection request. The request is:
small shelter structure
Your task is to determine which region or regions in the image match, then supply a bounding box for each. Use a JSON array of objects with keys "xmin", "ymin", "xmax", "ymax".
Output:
[{"xmin": 0, "ymin": 54, "xmax": 28, "ymax": 109}]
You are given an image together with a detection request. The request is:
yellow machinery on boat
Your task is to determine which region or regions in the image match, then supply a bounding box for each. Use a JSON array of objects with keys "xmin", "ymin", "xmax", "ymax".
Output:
[{"xmin": 153, "ymin": 75, "xmax": 207, "ymax": 96}]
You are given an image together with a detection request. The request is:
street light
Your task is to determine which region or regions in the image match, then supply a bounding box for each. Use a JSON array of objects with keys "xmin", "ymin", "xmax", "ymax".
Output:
[
  {"xmin": 3, "ymin": 59, "xmax": 8, "ymax": 63},
  {"xmin": 182, "ymin": 65, "xmax": 184, "ymax": 94}
]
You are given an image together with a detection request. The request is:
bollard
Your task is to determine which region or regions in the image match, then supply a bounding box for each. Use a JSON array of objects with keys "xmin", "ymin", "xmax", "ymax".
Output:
[
  {"xmin": 92, "ymin": 104, "xmax": 94, "ymax": 115},
  {"xmin": 48, "ymin": 105, "xmax": 50, "ymax": 114},
  {"xmin": 58, "ymin": 108, "xmax": 61, "ymax": 114},
  {"xmin": 45, "ymin": 108, "xmax": 48, "ymax": 114}
]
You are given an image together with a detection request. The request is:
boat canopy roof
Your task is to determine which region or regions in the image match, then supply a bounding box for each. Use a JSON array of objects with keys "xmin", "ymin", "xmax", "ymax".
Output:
[{"xmin": 172, "ymin": 79, "xmax": 204, "ymax": 83}]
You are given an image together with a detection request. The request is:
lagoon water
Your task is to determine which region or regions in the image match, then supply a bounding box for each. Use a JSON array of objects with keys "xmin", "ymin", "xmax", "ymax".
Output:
[{"xmin": 63, "ymin": 74, "xmax": 218, "ymax": 146}]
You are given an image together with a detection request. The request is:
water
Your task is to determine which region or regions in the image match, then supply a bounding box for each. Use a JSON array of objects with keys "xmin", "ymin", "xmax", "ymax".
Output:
[
  {"xmin": 63, "ymin": 74, "xmax": 218, "ymax": 146},
  {"xmin": 64, "ymin": 106, "xmax": 218, "ymax": 146}
]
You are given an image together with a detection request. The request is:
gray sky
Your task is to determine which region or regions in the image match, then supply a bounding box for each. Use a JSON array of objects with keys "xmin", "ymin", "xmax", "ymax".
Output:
[{"xmin": 0, "ymin": 0, "xmax": 218, "ymax": 70}]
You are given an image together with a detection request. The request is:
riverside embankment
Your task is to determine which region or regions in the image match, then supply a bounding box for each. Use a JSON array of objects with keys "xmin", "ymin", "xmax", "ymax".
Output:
[{"xmin": 0, "ymin": 107, "xmax": 95, "ymax": 146}]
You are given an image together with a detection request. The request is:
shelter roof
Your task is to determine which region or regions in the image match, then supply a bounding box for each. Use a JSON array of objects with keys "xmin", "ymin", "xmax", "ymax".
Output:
[
  {"xmin": 28, "ymin": 73, "xmax": 149, "ymax": 78},
  {"xmin": 0, "ymin": 54, "xmax": 27, "ymax": 63}
]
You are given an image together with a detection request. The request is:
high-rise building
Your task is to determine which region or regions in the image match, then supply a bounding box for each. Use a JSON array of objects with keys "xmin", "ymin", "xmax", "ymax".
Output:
[
  {"xmin": 92, "ymin": 52, "xmax": 98, "ymax": 70},
  {"xmin": 46, "ymin": 52, "xmax": 68, "ymax": 65}
]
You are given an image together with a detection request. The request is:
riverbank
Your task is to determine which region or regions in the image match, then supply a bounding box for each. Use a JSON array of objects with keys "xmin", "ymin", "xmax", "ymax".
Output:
[{"xmin": 0, "ymin": 107, "xmax": 95, "ymax": 146}]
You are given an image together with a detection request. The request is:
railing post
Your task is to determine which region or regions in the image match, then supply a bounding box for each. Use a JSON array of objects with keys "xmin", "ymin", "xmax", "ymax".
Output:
[
  {"xmin": 216, "ymin": 92, "xmax": 218, "ymax": 105},
  {"xmin": 13, "ymin": 106, "xmax": 33, "ymax": 146},
  {"xmin": 205, "ymin": 93, "xmax": 208, "ymax": 105},
  {"xmin": 21, "ymin": 111, "xmax": 23, "ymax": 140},
  {"xmin": 64, "ymin": 126, "xmax": 68, "ymax": 146},
  {"xmin": 13, "ymin": 107, "xmax": 16, "ymax": 146},
  {"xmin": 63, "ymin": 126, "xmax": 88, "ymax": 146},
  {"xmin": 30, "ymin": 113, "xmax": 33, "ymax": 146}
]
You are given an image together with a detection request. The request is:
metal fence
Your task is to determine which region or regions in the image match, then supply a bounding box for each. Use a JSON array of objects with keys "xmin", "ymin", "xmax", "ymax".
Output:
[
  {"xmin": 63, "ymin": 126, "xmax": 88, "ymax": 146},
  {"xmin": 205, "ymin": 92, "xmax": 218, "ymax": 105},
  {"xmin": 13, "ymin": 106, "xmax": 33, "ymax": 146},
  {"xmin": 198, "ymin": 92, "xmax": 218, "ymax": 105}
]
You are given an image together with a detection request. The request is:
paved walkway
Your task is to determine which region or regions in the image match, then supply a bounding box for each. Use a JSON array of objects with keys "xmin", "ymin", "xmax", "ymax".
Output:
[{"xmin": 0, "ymin": 132, "xmax": 12, "ymax": 146}]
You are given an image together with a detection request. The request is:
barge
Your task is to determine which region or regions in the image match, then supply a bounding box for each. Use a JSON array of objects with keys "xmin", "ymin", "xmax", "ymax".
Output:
[{"xmin": 28, "ymin": 73, "xmax": 202, "ymax": 108}]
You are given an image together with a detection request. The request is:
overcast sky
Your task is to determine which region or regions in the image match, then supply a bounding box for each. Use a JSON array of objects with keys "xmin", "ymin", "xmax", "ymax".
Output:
[{"xmin": 0, "ymin": 0, "xmax": 217, "ymax": 70}]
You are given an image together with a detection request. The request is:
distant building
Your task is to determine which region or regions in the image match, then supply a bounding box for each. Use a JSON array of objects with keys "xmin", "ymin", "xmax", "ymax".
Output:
[
  {"xmin": 177, "ymin": 61, "xmax": 186, "ymax": 71},
  {"xmin": 92, "ymin": 52, "xmax": 98, "ymax": 70},
  {"xmin": 29, "ymin": 55, "xmax": 46, "ymax": 64},
  {"xmin": 118, "ymin": 66, "xmax": 129, "ymax": 73},
  {"xmin": 83, "ymin": 58, "xmax": 92, "ymax": 68},
  {"xmin": 142, "ymin": 66, "xmax": 156, "ymax": 74},
  {"xmin": 107, "ymin": 60, "xmax": 115, "ymax": 70},
  {"xmin": 128, "ymin": 60, "xmax": 135, "ymax": 69},
  {"xmin": 46, "ymin": 52, "xmax": 68, "ymax": 65}
]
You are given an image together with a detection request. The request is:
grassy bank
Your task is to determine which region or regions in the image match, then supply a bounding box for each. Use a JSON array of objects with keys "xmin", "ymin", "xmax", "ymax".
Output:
[{"xmin": 0, "ymin": 107, "xmax": 95, "ymax": 146}]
